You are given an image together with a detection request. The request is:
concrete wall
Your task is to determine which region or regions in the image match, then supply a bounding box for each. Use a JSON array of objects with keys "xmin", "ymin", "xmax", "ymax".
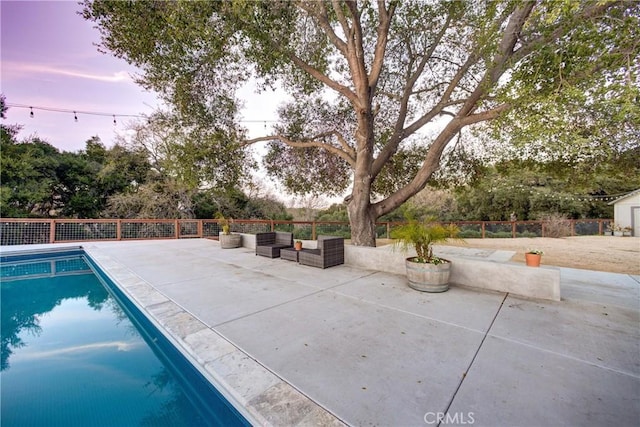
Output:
[
  {"xmin": 241, "ymin": 234, "xmax": 560, "ymax": 301},
  {"xmin": 344, "ymin": 245, "xmax": 561, "ymax": 301}
]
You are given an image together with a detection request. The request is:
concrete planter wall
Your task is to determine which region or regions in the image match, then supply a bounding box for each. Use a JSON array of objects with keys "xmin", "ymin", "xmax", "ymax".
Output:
[{"xmin": 344, "ymin": 245, "xmax": 561, "ymax": 301}]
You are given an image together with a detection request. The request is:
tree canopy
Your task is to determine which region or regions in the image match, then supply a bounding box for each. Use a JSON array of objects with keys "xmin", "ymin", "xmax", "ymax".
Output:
[
  {"xmin": 0, "ymin": 100, "xmax": 289, "ymax": 220},
  {"xmin": 83, "ymin": 0, "xmax": 640, "ymax": 245}
]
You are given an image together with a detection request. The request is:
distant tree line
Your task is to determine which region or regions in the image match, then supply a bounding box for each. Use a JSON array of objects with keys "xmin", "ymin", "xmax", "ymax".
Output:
[
  {"xmin": 3, "ymin": 92, "xmax": 637, "ymax": 223},
  {"xmin": 1, "ymin": 96, "xmax": 291, "ymax": 221},
  {"xmin": 314, "ymin": 152, "xmax": 640, "ymax": 224}
]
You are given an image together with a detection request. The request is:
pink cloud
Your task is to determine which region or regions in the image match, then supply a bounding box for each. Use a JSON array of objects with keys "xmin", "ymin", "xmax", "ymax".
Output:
[{"xmin": 4, "ymin": 61, "xmax": 133, "ymax": 83}]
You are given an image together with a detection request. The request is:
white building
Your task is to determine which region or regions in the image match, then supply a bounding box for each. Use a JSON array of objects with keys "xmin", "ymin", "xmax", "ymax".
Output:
[{"xmin": 609, "ymin": 189, "xmax": 640, "ymax": 237}]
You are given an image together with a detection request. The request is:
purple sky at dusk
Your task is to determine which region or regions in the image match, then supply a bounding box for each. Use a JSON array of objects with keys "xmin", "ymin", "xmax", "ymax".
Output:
[
  {"xmin": 1, "ymin": 0, "xmax": 163, "ymax": 151},
  {"xmin": 1, "ymin": 0, "xmax": 281, "ymax": 153}
]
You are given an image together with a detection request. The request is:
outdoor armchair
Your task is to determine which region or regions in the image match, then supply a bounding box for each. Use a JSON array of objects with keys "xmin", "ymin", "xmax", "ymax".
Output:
[
  {"xmin": 255, "ymin": 231, "xmax": 294, "ymax": 258},
  {"xmin": 298, "ymin": 235, "xmax": 344, "ymax": 268}
]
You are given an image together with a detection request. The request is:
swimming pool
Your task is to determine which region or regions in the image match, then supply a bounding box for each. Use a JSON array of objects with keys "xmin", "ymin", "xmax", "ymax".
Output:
[{"xmin": 0, "ymin": 249, "xmax": 250, "ymax": 427}]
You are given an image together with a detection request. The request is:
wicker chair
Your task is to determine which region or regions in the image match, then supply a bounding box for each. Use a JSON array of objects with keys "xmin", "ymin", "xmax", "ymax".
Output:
[
  {"xmin": 298, "ymin": 235, "xmax": 344, "ymax": 268},
  {"xmin": 255, "ymin": 231, "xmax": 294, "ymax": 258}
]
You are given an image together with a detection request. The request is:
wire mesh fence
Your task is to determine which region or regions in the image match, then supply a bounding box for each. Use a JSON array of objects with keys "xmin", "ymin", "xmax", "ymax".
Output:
[
  {"xmin": 0, "ymin": 218, "xmax": 613, "ymax": 245},
  {"xmin": 202, "ymin": 221, "xmax": 223, "ymax": 238},
  {"xmin": 55, "ymin": 221, "xmax": 118, "ymax": 242},
  {"xmin": 575, "ymin": 220, "xmax": 608, "ymax": 236},
  {"xmin": 233, "ymin": 220, "xmax": 272, "ymax": 235},
  {"xmin": 120, "ymin": 221, "xmax": 176, "ymax": 239},
  {"xmin": 179, "ymin": 220, "xmax": 200, "ymax": 237},
  {"xmin": 1, "ymin": 220, "xmax": 52, "ymax": 245}
]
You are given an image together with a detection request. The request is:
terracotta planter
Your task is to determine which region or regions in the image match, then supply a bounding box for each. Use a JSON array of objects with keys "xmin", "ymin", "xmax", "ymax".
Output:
[
  {"xmin": 525, "ymin": 253, "xmax": 542, "ymax": 267},
  {"xmin": 219, "ymin": 233, "xmax": 242, "ymax": 249},
  {"xmin": 294, "ymin": 241, "xmax": 303, "ymax": 251},
  {"xmin": 404, "ymin": 257, "xmax": 451, "ymax": 292}
]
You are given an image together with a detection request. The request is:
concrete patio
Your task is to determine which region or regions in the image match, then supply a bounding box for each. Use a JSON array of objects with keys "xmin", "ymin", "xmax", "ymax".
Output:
[{"xmin": 6, "ymin": 238, "xmax": 640, "ymax": 426}]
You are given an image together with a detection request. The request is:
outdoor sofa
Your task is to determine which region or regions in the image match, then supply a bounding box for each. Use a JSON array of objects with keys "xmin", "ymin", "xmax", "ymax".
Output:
[
  {"xmin": 298, "ymin": 235, "xmax": 344, "ymax": 268},
  {"xmin": 255, "ymin": 231, "xmax": 294, "ymax": 258}
]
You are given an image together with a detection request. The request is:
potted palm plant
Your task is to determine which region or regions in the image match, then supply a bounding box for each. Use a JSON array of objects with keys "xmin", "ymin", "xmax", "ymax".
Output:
[
  {"xmin": 216, "ymin": 213, "xmax": 242, "ymax": 249},
  {"xmin": 392, "ymin": 217, "xmax": 461, "ymax": 292}
]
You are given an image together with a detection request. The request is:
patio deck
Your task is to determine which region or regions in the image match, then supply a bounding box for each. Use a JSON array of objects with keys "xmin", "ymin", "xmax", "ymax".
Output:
[{"xmin": 5, "ymin": 239, "xmax": 639, "ymax": 426}]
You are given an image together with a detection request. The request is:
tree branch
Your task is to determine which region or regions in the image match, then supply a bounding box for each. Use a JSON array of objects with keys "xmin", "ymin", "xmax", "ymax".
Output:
[
  {"xmin": 372, "ymin": 118, "xmax": 463, "ymax": 218},
  {"xmin": 331, "ymin": 0, "xmax": 353, "ymax": 44},
  {"xmin": 345, "ymin": 1, "xmax": 370, "ymax": 102},
  {"xmin": 372, "ymin": 4, "xmax": 536, "ymax": 218},
  {"xmin": 456, "ymin": 2, "xmax": 535, "ymax": 118},
  {"xmin": 287, "ymin": 52, "xmax": 359, "ymax": 105},
  {"xmin": 299, "ymin": 1, "xmax": 348, "ymax": 56},
  {"xmin": 368, "ymin": 0, "xmax": 396, "ymax": 91},
  {"xmin": 244, "ymin": 133, "xmax": 356, "ymax": 166},
  {"xmin": 513, "ymin": 1, "xmax": 617, "ymax": 64},
  {"xmin": 372, "ymin": 9, "xmax": 454, "ymax": 177},
  {"xmin": 459, "ymin": 103, "xmax": 511, "ymax": 126}
]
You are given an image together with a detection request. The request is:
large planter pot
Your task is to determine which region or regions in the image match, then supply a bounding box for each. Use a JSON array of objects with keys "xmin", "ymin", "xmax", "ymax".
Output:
[
  {"xmin": 405, "ymin": 257, "xmax": 451, "ymax": 292},
  {"xmin": 525, "ymin": 253, "xmax": 542, "ymax": 267},
  {"xmin": 219, "ymin": 233, "xmax": 242, "ymax": 249}
]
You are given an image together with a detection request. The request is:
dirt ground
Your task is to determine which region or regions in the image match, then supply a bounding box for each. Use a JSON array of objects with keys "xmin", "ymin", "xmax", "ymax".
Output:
[{"xmin": 436, "ymin": 236, "xmax": 640, "ymax": 275}]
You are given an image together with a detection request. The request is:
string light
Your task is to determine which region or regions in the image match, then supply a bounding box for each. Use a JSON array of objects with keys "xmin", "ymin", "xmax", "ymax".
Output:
[
  {"xmin": 8, "ymin": 103, "xmax": 140, "ymax": 120},
  {"xmin": 487, "ymin": 185, "xmax": 628, "ymax": 202},
  {"xmin": 5, "ymin": 102, "xmax": 278, "ymax": 125}
]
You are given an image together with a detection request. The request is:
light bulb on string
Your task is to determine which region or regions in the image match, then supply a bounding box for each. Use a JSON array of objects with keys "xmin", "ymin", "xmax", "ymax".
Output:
[
  {"xmin": 30, "ymin": 107, "xmax": 34, "ymax": 118},
  {"xmin": 113, "ymin": 115, "xmax": 117, "ymax": 126},
  {"xmin": 74, "ymin": 111, "xmax": 78, "ymax": 122}
]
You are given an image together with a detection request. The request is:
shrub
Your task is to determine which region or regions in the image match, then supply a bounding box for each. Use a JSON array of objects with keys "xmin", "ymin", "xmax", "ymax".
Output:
[
  {"xmin": 516, "ymin": 231, "xmax": 539, "ymax": 238},
  {"xmin": 458, "ymin": 230, "xmax": 482, "ymax": 238},
  {"xmin": 485, "ymin": 231, "xmax": 513, "ymax": 238},
  {"xmin": 540, "ymin": 213, "xmax": 571, "ymax": 238}
]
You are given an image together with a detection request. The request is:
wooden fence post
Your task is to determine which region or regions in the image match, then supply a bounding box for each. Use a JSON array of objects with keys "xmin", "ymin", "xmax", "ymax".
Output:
[
  {"xmin": 117, "ymin": 219, "xmax": 122, "ymax": 240},
  {"xmin": 175, "ymin": 220, "xmax": 180, "ymax": 239},
  {"xmin": 49, "ymin": 219, "xmax": 56, "ymax": 243},
  {"xmin": 312, "ymin": 221, "xmax": 317, "ymax": 240}
]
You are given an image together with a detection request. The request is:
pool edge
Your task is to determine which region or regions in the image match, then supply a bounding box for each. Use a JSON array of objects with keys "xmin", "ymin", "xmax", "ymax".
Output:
[{"xmin": 82, "ymin": 246, "xmax": 346, "ymax": 427}]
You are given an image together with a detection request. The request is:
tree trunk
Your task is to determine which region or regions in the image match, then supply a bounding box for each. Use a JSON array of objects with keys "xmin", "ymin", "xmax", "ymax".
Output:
[
  {"xmin": 345, "ymin": 101, "xmax": 378, "ymax": 246},
  {"xmin": 347, "ymin": 195, "xmax": 377, "ymax": 247}
]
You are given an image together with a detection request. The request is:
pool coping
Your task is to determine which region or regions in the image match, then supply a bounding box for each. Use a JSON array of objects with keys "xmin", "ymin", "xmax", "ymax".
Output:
[{"xmin": 83, "ymin": 246, "xmax": 346, "ymax": 427}]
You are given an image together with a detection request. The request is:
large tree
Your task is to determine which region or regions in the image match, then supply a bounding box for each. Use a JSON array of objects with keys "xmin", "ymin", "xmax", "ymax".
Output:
[{"xmin": 83, "ymin": 0, "xmax": 639, "ymax": 245}]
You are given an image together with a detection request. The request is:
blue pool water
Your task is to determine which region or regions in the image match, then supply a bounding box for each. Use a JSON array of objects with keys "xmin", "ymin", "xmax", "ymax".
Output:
[{"xmin": 0, "ymin": 250, "xmax": 249, "ymax": 427}]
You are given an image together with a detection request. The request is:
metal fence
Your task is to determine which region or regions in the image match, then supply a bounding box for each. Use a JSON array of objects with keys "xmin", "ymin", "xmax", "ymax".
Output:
[{"xmin": 0, "ymin": 218, "xmax": 612, "ymax": 246}]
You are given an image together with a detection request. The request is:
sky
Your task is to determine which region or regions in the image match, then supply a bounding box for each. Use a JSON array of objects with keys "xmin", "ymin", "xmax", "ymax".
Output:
[{"xmin": 0, "ymin": 0, "xmax": 281, "ymax": 153}]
